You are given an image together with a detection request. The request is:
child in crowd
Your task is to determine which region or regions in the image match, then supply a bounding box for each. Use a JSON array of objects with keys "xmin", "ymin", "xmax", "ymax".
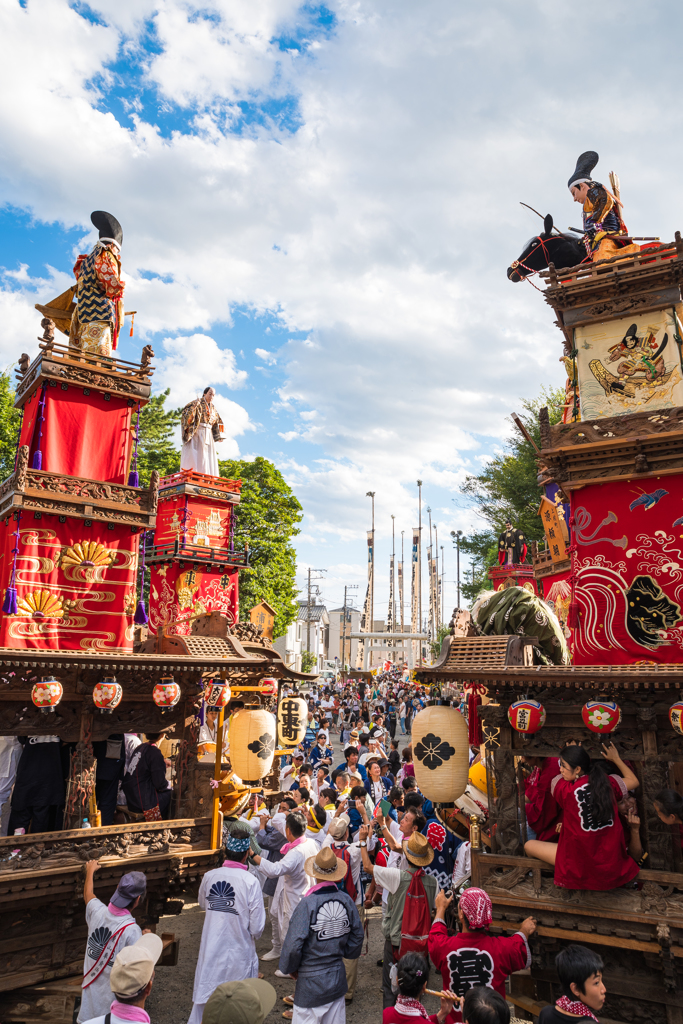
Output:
[
  {"xmin": 538, "ymin": 944, "xmax": 606, "ymax": 1023},
  {"xmin": 524, "ymin": 743, "xmax": 639, "ymax": 890},
  {"xmin": 382, "ymin": 953, "xmax": 456, "ymax": 1024},
  {"xmin": 654, "ymin": 788, "xmax": 683, "ymax": 847}
]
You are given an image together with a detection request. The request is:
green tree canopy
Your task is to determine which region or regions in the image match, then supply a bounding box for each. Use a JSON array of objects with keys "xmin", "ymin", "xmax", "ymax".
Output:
[
  {"xmin": 219, "ymin": 456, "xmax": 302, "ymax": 638},
  {"xmin": 0, "ymin": 370, "xmax": 21, "ymax": 480},
  {"xmin": 458, "ymin": 386, "xmax": 565, "ymax": 604},
  {"xmin": 135, "ymin": 389, "xmax": 181, "ymax": 485}
]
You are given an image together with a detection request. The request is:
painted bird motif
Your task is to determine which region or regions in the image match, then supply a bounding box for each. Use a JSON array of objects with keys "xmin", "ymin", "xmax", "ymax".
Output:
[{"xmin": 629, "ymin": 487, "xmax": 668, "ymax": 512}]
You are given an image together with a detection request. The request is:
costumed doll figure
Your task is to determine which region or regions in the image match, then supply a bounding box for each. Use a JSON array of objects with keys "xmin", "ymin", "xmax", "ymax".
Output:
[
  {"xmin": 70, "ymin": 211, "xmax": 124, "ymax": 356},
  {"xmin": 497, "ymin": 520, "xmax": 526, "ymax": 565},
  {"xmin": 180, "ymin": 387, "xmax": 224, "ymax": 476},
  {"xmin": 568, "ymin": 151, "xmax": 641, "ymax": 263}
]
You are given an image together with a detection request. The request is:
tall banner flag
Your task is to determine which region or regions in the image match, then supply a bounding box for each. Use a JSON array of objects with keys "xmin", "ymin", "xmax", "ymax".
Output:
[
  {"xmin": 398, "ymin": 556, "xmax": 404, "ymax": 634},
  {"xmin": 387, "ymin": 553, "xmax": 395, "ymax": 656},
  {"xmin": 411, "ymin": 528, "xmax": 419, "ymax": 663},
  {"xmin": 357, "ymin": 531, "xmax": 374, "ymax": 668}
]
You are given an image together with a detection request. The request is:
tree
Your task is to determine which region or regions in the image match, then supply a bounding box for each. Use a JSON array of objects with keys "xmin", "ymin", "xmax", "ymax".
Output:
[
  {"xmin": 0, "ymin": 370, "xmax": 21, "ymax": 480},
  {"xmin": 301, "ymin": 650, "xmax": 317, "ymax": 673},
  {"xmin": 429, "ymin": 622, "xmax": 450, "ymax": 659},
  {"xmin": 458, "ymin": 386, "xmax": 565, "ymax": 604},
  {"xmin": 218, "ymin": 456, "xmax": 303, "ymax": 638},
  {"xmin": 135, "ymin": 389, "xmax": 181, "ymax": 485}
]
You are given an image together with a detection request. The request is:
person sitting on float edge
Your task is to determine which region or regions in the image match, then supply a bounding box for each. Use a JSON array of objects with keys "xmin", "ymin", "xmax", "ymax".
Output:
[
  {"xmin": 78, "ymin": 864, "xmax": 146, "ymax": 1023},
  {"xmin": 200, "ymin": 980, "xmax": 277, "ymax": 1024},
  {"xmin": 79, "ymin": 932, "xmax": 163, "ymax": 1024},
  {"xmin": 538, "ymin": 944, "xmax": 606, "ymax": 1023},
  {"xmin": 382, "ymin": 952, "xmax": 456, "ymax": 1024},
  {"xmin": 653, "ymin": 788, "xmax": 683, "ymax": 845},
  {"xmin": 524, "ymin": 743, "xmax": 640, "ymax": 891},
  {"xmin": 429, "ymin": 888, "xmax": 534, "ymax": 1023},
  {"xmin": 461, "ymin": 987, "xmax": 510, "ymax": 1024}
]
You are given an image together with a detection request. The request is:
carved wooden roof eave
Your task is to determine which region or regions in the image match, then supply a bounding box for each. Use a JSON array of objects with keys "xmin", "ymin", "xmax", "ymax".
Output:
[
  {"xmin": 16, "ymin": 340, "xmax": 154, "ymax": 406},
  {"xmin": 0, "ymin": 445, "xmax": 159, "ymax": 529},
  {"xmin": 0, "ymin": 647, "xmax": 271, "ymax": 673},
  {"xmin": 416, "ymin": 663, "xmax": 683, "ymax": 690}
]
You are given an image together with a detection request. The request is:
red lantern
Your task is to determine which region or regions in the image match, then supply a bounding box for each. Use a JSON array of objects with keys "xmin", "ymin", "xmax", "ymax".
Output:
[
  {"xmin": 669, "ymin": 701, "xmax": 683, "ymax": 735},
  {"xmin": 582, "ymin": 700, "xmax": 621, "ymax": 734},
  {"xmin": 153, "ymin": 676, "xmax": 181, "ymax": 710},
  {"xmin": 32, "ymin": 676, "xmax": 63, "ymax": 714},
  {"xmin": 508, "ymin": 699, "xmax": 546, "ymax": 734},
  {"xmin": 205, "ymin": 679, "xmax": 232, "ymax": 709},
  {"xmin": 261, "ymin": 677, "xmax": 277, "ymax": 694},
  {"xmin": 93, "ymin": 677, "xmax": 122, "ymax": 713}
]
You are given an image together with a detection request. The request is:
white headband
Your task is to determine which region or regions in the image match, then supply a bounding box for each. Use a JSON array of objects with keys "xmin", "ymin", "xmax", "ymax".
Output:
[
  {"xmin": 98, "ymin": 237, "xmax": 121, "ymax": 248},
  {"xmin": 568, "ymin": 178, "xmax": 590, "ymax": 190}
]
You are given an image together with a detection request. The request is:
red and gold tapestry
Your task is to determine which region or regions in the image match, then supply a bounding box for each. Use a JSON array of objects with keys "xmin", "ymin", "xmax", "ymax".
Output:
[
  {"xmin": 19, "ymin": 385, "xmax": 133, "ymax": 484},
  {"xmin": 0, "ymin": 515, "xmax": 139, "ymax": 651},
  {"xmin": 148, "ymin": 563, "xmax": 239, "ymax": 636},
  {"xmin": 570, "ymin": 474, "xmax": 683, "ymax": 664},
  {"xmin": 155, "ymin": 492, "xmax": 233, "ymax": 548}
]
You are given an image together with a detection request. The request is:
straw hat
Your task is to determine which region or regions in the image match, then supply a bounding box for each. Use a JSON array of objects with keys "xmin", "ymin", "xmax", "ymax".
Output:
[
  {"xmin": 404, "ymin": 831, "xmax": 434, "ymax": 867},
  {"xmin": 304, "ymin": 845, "xmax": 349, "ymax": 882}
]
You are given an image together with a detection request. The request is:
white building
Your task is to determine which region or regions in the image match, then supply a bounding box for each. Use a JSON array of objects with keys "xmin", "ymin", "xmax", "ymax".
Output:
[
  {"xmin": 327, "ymin": 604, "xmax": 361, "ymax": 670},
  {"xmin": 273, "ymin": 598, "xmax": 329, "ymax": 673}
]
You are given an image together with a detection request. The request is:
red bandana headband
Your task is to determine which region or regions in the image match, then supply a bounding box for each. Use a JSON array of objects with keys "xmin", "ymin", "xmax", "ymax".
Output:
[{"xmin": 459, "ymin": 887, "xmax": 492, "ymax": 929}]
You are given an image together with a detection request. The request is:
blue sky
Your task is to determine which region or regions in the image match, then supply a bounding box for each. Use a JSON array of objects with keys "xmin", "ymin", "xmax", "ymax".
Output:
[{"xmin": 2, "ymin": 0, "xmax": 683, "ymax": 621}]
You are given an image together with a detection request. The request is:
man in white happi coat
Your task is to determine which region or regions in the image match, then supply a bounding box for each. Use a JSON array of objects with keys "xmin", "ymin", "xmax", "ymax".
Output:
[
  {"xmin": 249, "ymin": 811, "xmax": 318, "ymax": 979},
  {"xmin": 187, "ymin": 828, "xmax": 266, "ymax": 1024}
]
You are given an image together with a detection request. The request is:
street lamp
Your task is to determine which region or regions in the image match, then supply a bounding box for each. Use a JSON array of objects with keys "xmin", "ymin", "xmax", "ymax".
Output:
[{"xmin": 450, "ymin": 529, "xmax": 463, "ymax": 609}]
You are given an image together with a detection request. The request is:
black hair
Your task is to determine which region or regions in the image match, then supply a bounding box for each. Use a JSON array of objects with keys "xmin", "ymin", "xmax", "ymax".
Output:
[
  {"xmin": 404, "ymin": 791, "xmax": 424, "ymax": 810},
  {"xmin": 320, "ymin": 787, "xmax": 338, "ymax": 804},
  {"xmin": 389, "ymin": 786, "xmax": 404, "ymax": 804},
  {"xmin": 402, "ymin": 776, "xmax": 418, "ymax": 791},
  {"xmin": 282, "ymin": 797, "xmax": 297, "ymax": 810},
  {"xmin": 654, "ymin": 788, "xmax": 683, "ymax": 821},
  {"xmin": 462, "ymin": 986, "xmax": 510, "ymax": 1024},
  {"xmin": 395, "ymin": 952, "xmax": 429, "ymax": 997},
  {"xmin": 560, "ymin": 745, "xmax": 615, "ymax": 827},
  {"xmin": 350, "ymin": 784, "xmax": 366, "ymax": 801},
  {"xmin": 402, "ymin": 746, "xmax": 413, "ymax": 761},
  {"xmin": 286, "ymin": 812, "xmax": 306, "ymax": 838},
  {"xmin": 300, "ymin": 763, "xmax": 314, "ymax": 774},
  {"xmin": 202, "ymin": 386, "xmax": 214, "ymax": 394},
  {"xmin": 298, "ymin": 788, "xmax": 311, "ymax": 803},
  {"xmin": 555, "ymin": 944, "xmax": 604, "ymax": 999},
  {"xmin": 114, "ymin": 982, "xmax": 151, "ymax": 1004},
  {"xmin": 391, "ymin": 739, "xmax": 399, "ymax": 750},
  {"xmin": 310, "ymin": 805, "xmax": 327, "ymax": 827},
  {"xmin": 145, "ymin": 732, "xmax": 166, "ymax": 743},
  {"xmin": 404, "ymin": 809, "xmax": 427, "ymax": 834},
  {"xmin": 344, "ymin": 746, "xmax": 359, "ymax": 758}
]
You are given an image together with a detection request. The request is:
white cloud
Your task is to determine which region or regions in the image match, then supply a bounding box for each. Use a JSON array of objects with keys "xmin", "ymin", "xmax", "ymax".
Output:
[{"xmin": 155, "ymin": 333, "xmax": 248, "ymax": 405}]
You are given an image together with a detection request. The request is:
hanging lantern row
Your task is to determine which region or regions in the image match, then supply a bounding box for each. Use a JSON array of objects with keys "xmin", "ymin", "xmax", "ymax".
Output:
[{"xmin": 507, "ymin": 698, "xmax": 683, "ymax": 735}]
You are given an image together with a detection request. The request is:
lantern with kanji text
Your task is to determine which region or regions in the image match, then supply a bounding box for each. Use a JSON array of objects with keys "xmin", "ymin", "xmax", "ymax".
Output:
[
  {"xmin": 669, "ymin": 701, "xmax": 683, "ymax": 735},
  {"xmin": 204, "ymin": 679, "xmax": 232, "ymax": 709},
  {"xmin": 93, "ymin": 677, "xmax": 123, "ymax": 713},
  {"xmin": 508, "ymin": 699, "xmax": 546, "ymax": 734},
  {"xmin": 277, "ymin": 696, "xmax": 307, "ymax": 747},
  {"xmin": 153, "ymin": 675, "xmax": 181, "ymax": 711}
]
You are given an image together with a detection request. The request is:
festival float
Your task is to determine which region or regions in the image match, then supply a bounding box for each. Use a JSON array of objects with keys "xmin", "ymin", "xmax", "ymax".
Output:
[
  {"xmin": 0, "ymin": 212, "xmax": 311, "ymax": 1021},
  {"xmin": 418, "ymin": 155, "xmax": 683, "ymax": 1024}
]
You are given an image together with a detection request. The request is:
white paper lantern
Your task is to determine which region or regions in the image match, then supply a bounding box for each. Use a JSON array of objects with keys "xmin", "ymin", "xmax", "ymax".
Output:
[
  {"xmin": 411, "ymin": 703, "xmax": 469, "ymax": 803},
  {"xmin": 277, "ymin": 696, "xmax": 307, "ymax": 747},
  {"xmin": 229, "ymin": 708, "xmax": 276, "ymax": 781}
]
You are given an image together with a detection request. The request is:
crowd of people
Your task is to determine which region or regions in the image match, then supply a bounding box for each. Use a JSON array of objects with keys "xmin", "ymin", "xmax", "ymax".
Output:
[{"xmin": 64, "ymin": 669, "xmax": 677, "ymax": 1024}]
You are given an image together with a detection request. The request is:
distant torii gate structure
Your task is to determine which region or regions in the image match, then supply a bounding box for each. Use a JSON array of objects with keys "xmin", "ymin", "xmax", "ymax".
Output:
[{"xmin": 349, "ymin": 631, "xmax": 429, "ymax": 670}]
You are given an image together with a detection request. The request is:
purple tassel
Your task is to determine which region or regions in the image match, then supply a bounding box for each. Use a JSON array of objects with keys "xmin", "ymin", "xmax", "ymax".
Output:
[
  {"xmin": 3, "ymin": 512, "xmax": 22, "ymax": 615},
  {"xmin": 128, "ymin": 470, "xmax": 140, "ymax": 487},
  {"xmin": 31, "ymin": 450, "xmax": 43, "ymax": 470},
  {"xmin": 32, "ymin": 383, "xmax": 47, "ymax": 473},
  {"xmin": 2, "ymin": 587, "xmax": 18, "ymax": 615},
  {"xmin": 134, "ymin": 599, "xmax": 148, "ymax": 625},
  {"xmin": 134, "ymin": 529, "xmax": 148, "ymax": 625}
]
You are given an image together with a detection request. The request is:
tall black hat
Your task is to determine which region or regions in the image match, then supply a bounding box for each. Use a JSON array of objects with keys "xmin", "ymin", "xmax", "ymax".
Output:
[
  {"xmin": 568, "ymin": 151, "xmax": 599, "ymax": 190},
  {"xmin": 90, "ymin": 210, "xmax": 123, "ymax": 247}
]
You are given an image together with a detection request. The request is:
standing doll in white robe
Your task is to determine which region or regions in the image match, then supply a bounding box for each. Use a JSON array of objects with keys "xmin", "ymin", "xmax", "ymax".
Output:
[
  {"xmin": 188, "ymin": 829, "xmax": 266, "ymax": 1024},
  {"xmin": 180, "ymin": 387, "xmax": 224, "ymax": 477}
]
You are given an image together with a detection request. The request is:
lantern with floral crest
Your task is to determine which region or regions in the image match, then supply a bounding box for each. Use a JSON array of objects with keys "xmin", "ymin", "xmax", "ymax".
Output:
[
  {"xmin": 93, "ymin": 677, "xmax": 122, "ymax": 713},
  {"xmin": 229, "ymin": 708, "xmax": 276, "ymax": 781},
  {"xmin": 153, "ymin": 676, "xmax": 181, "ymax": 711},
  {"xmin": 582, "ymin": 700, "xmax": 621, "ymax": 734},
  {"xmin": 31, "ymin": 676, "xmax": 63, "ymax": 714},
  {"xmin": 411, "ymin": 703, "xmax": 469, "ymax": 803}
]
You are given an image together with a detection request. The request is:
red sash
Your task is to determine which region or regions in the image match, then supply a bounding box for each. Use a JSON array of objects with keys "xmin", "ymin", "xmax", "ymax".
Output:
[{"xmin": 82, "ymin": 921, "xmax": 135, "ymax": 989}]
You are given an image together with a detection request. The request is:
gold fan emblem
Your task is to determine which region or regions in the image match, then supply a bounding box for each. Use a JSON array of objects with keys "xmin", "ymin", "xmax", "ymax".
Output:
[
  {"xmin": 18, "ymin": 590, "xmax": 64, "ymax": 620},
  {"xmin": 61, "ymin": 542, "xmax": 114, "ymax": 568}
]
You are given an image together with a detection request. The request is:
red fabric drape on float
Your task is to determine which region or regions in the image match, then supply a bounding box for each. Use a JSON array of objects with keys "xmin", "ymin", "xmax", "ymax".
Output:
[
  {"xmin": 0, "ymin": 518, "xmax": 138, "ymax": 651},
  {"xmin": 569, "ymin": 475, "xmax": 683, "ymax": 665},
  {"xmin": 148, "ymin": 565, "xmax": 239, "ymax": 636},
  {"xmin": 19, "ymin": 387, "xmax": 133, "ymax": 484}
]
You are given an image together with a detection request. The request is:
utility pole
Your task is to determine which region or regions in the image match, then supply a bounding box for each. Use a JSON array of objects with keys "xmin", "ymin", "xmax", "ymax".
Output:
[
  {"xmin": 340, "ymin": 583, "xmax": 358, "ymax": 677},
  {"xmin": 440, "ymin": 544, "xmax": 445, "ymax": 625},
  {"xmin": 366, "ymin": 491, "xmax": 375, "ymax": 666},
  {"xmin": 388, "ymin": 514, "xmax": 396, "ymax": 661},
  {"xmin": 417, "ymin": 480, "xmax": 422, "ymax": 667},
  {"xmin": 434, "ymin": 522, "xmax": 439, "ymax": 632},
  {"xmin": 400, "ymin": 530, "xmax": 405, "ymax": 633}
]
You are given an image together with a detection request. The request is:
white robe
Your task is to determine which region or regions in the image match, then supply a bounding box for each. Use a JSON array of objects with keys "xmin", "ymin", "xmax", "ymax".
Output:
[
  {"xmin": 192, "ymin": 865, "xmax": 265, "ymax": 1005},
  {"xmin": 181, "ymin": 422, "xmax": 218, "ymax": 477},
  {"xmin": 257, "ymin": 837, "xmax": 318, "ymax": 944}
]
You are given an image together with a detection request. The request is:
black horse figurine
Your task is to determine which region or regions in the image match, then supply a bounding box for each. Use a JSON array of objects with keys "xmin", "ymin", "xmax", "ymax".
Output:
[{"xmin": 507, "ymin": 214, "xmax": 586, "ymax": 282}]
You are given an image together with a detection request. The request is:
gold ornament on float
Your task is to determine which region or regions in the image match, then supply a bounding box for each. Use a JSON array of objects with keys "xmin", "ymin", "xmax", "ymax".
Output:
[
  {"xmin": 18, "ymin": 590, "xmax": 64, "ymax": 620},
  {"xmin": 411, "ymin": 703, "xmax": 469, "ymax": 803},
  {"xmin": 277, "ymin": 696, "xmax": 307, "ymax": 747},
  {"xmin": 61, "ymin": 541, "xmax": 113, "ymax": 568},
  {"xmin": 229, "ymin": 708, "xmax": 276, "ymax": 781}
]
